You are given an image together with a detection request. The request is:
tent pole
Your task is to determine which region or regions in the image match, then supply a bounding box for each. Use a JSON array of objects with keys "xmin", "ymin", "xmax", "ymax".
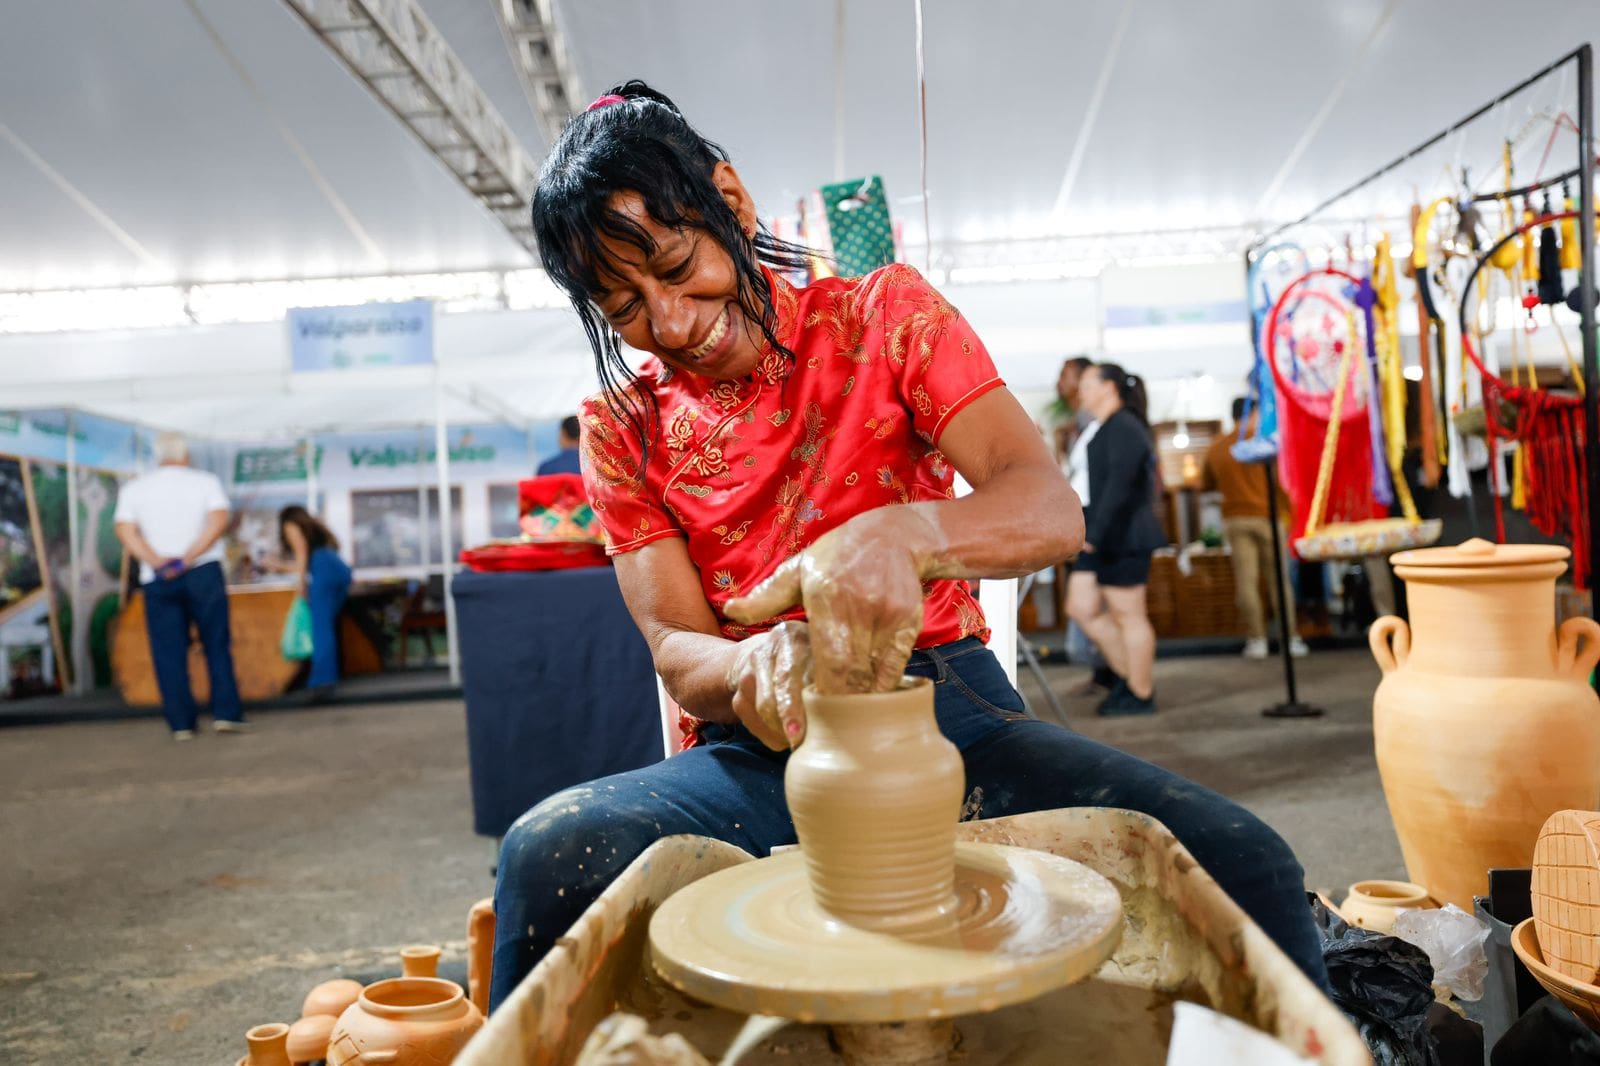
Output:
[
  {"xmin": 434, "ymin": 379, "xmax": 460, "ymax": 686},
  {"xmin": 1577, "ymin": 44, "xmax": 1598, "ymax": 652},
  {"xmin": 65, "ymin": 410, "xmax": 85, "ymax": 695}
]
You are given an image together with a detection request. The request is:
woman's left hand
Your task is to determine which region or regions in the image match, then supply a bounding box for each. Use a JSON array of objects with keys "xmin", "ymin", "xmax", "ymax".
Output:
[{"xmin": 725, "ymin": 507, "xmax": 943, "ymax": 695}]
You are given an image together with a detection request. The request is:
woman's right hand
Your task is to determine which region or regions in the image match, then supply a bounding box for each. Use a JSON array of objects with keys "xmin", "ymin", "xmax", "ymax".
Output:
[{"xmin": 724, "ymin": 620, "xmax": 812, "ymax": 750}]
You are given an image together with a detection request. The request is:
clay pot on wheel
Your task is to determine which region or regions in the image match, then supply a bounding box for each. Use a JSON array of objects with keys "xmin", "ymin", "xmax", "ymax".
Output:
[
  {"xmin": 1338, "ymin": 880, "xmax": 1434, "ymax": 933},
  {"xmin": 1370, "ymin": 538, "xmax": 1600, "ymax": 909},
  {"xmin": 785, "ymin": 676, "xmax": 964, "ymax": 933},
  {"xmin": 326, "ymin": 977, "xmax": 483, "ymax": 1066}
]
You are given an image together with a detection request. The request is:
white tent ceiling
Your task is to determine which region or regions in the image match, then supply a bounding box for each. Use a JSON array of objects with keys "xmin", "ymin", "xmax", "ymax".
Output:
[{"xmin": 2, "ymin": 0, "xmax": 1595, "ymax": 294}]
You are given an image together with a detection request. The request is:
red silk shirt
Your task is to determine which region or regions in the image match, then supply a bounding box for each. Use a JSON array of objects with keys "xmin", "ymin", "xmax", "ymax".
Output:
[{"xmin": 580, "ymin": 264, "xmax": 1003, "ymax": 738}]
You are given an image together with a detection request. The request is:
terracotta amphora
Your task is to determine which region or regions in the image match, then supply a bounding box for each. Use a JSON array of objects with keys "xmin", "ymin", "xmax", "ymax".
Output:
[
  {"xmin": 238, "ymin": 1023, "xmax": 292, "ymax": 1066},
  {"xmin": 1371, "ymin": 538, "xmax": 1600, "ymax": 909},
  {"xmin": 465, "ymin": 898, "xmax": 495, "ymax": 1017},
  {"xmin": 785, "ymin": 677, "xmax": 964, "ymax": 933},
  {"xmin": 327, "ymin": 977, "xmax": 484, "ymax": 1066}
]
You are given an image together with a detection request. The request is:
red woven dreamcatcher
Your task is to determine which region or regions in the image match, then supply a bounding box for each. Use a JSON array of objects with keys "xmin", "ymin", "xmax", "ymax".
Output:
[
  {"xmin": 1264, "ymin": 269, "xmax": 1384, "ymax": 543},
  {"xmin": 1458, "ymin": 209, "xmax": 1598, "ymax": 588}
]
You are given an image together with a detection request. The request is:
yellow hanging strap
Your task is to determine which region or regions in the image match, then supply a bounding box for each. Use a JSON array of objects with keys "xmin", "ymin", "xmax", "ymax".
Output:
[
  {"xmin": 1413, "ymin": 196, "xmax": 1455, "ymax": 471},
  {"xmin": 1372, "ymin": 235, "xmax": 1418, "ymax": 523},
  {"xmin": 1305, "ymin": 307, "xmax": 1360, "ymax": 539},
  {"xmin": 1562, "ymin": 197, "xmax": 1582, "ymax": 270}
]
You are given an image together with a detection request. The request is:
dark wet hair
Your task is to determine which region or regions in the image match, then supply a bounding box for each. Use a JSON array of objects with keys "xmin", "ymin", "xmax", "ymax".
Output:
[
  {"xmin": 559, "ymin": 415, "xmax": 580, "ymax": 442},
  {"xmin": 1063, "ymin": 355, "xmax": 1093, "ymax": 373},
  {"xmin": 1231, "ymin": 396, "xmax": 1248, "ymax": 422},
  {"xmin": 531, "ymin": 80, "xmax": 815, "ymax": 465},
  {"xmin": 1091, "ymin": 362, "xmax": 1149, "ymax": 425},
  {"xmin": 278, "ymin": 505, "xmax": 337, "ymax": 554}
]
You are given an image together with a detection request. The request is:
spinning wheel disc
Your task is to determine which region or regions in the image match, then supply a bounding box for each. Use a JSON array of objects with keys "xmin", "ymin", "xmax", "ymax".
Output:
[{"xmin": 648, "ymin": 841, "xmax": 1123, "ymax": 1024}]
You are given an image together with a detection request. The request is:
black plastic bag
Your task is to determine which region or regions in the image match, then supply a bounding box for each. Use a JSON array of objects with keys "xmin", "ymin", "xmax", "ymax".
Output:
[{"xmin": 1313, "ymin": 897, "xmax": 1440, "ymax": 1066}]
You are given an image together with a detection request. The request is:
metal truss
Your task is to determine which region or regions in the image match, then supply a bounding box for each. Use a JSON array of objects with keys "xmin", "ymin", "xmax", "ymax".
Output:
[
  {"xmin": 279, "ymin": 0, "xmax": 539, "ymax": 253},
  {"xmin": 495, "ymin": 0, "xmax": 584, "ymax": 144}
]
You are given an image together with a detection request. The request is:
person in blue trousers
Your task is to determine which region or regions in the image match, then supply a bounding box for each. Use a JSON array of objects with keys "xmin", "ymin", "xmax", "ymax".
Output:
[
  {"xmin": 114, "ymin": 431, "xmax": 245, "ymax": 739},
  {"xmin": 277, "ymin": 506, "xmax": 352, "ymax": 695}
]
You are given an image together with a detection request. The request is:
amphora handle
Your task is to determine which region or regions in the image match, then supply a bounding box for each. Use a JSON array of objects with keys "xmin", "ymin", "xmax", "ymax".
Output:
[
  {"xmin": 1558, "ymin": 617, "xmax": 1600, "ymax": 681},
  {"xmin": 1369, "ymin": 616, "xmax": 1411, "ymax": 674}
]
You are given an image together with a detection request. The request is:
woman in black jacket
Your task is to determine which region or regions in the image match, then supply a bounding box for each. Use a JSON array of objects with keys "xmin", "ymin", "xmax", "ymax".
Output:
[{"xmin": 1067, "ymin": 362, "xmax": 1167, "ymax": 714}]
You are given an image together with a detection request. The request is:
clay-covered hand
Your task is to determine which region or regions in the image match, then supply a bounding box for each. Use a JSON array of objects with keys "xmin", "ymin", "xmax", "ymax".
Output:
[
  {"xmin": 724, "ymin": 620, "xmax": 812, "ymax": 750},
  {"xmin": 725, "ymin": 507, "xmax": 945, "ymax": 697}
]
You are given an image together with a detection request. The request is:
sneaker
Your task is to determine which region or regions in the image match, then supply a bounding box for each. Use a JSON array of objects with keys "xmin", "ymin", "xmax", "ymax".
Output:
[
  {"xmin": 1072, "ymin": 667, "xmax": 1120, "ymax": 699},
  {"xmin": 212, "ymin": 720, "xmax": 250, "ymax": 735},
  {"xmin": 1242, "ymin": 638, "xmax": 1270, "ymax": 660},
  {"xmin": 1098, "ymin": 686, "xmax": 1157, "ymax": 716},
  {"xmin": 1289, "ymin": 637, "xmax": 1310, "ymax": 658},
  {"xmin": 172, "ymin": 729, "xmax": 196, "ymax": 742}
]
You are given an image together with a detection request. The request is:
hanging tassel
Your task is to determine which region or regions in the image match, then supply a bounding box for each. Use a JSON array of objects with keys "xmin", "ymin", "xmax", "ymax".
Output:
[
  {"xmin": 1539, "ymin": 225, "xmax": 1565, "ymax": 305},
  {"xmin": 1561, "ymin": 191, "xmax": 1581, "ymax": 270},
  {"xmin": 1523, "ymin": 203, "xmax": 1540, "ymax": 282}
]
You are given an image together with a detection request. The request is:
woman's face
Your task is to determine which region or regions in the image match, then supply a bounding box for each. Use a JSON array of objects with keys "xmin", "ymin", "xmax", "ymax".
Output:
[
  {"xmin": 1077, "ymin": 367, "xmax": 1109, "ymax": 412},
  {"xmin": 589, "ymin": 166, "xmax": 765, "ymax": 381}
]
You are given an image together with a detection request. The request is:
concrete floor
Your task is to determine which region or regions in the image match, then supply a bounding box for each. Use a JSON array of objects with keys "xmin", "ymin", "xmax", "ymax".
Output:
[{"xmin": 0, "ymin": 647, "xmax": 1402, "ymax": 1064}]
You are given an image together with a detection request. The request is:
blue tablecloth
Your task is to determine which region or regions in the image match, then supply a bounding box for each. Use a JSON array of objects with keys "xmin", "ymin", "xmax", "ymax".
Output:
[{"xmin": 451, "ymin": 567, "xmax": 663, "ymax": 837}]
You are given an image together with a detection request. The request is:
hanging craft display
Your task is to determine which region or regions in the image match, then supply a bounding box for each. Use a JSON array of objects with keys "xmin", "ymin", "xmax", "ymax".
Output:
[
  {"xmin": 798, "ymin": 176, "xmax": 899, "ymax": 280},
  {"xmin": 1235, "ymin": 243, "xmax": 1307, "ymax": 463},
  {"xmin": 1456, "ymin": 209, "xmax": 1600, "ymax": 589},
  {"xmin": 1265, "ymin": 267, "xmax": 1442, "ymax": 561}
]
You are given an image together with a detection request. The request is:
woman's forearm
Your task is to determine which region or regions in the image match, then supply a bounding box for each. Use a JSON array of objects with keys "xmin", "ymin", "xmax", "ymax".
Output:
[
  {"xmin": 650, "ymin": 627, "xmax": 742, "ymax": 723},
  {"xmin": 906, "ymin": 459, "xmax": 1084, "ymax": 581}
]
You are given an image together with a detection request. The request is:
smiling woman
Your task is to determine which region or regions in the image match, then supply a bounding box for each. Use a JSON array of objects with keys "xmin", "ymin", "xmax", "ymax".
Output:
[{"xmin": 488, "ymin": 79, "xmax": 1332, "ymax": 1011}]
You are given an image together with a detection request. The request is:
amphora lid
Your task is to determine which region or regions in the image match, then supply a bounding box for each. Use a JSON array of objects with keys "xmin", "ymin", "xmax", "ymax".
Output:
[{"xmin": 1391, "ymin": 537, "xmax": 1569, "ymax": 575}]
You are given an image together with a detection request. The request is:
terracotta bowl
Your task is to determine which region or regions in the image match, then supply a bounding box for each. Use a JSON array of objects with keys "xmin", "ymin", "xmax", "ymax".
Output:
[{"xmin": 1511, "ymin": 917, "xmax": 1600, "ymax": 1033}]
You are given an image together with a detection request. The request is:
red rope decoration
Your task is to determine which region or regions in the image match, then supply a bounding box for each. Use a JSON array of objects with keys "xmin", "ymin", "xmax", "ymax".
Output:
[{"xmin": 1457, "ymin": 209, "xmax": 1597, "ymax": 588}]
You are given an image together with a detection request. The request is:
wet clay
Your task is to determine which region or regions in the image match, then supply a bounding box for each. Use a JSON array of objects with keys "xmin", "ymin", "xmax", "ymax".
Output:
[{"xmin": 785, "ymin": 680, "xmax": 964, "ymax": 931}]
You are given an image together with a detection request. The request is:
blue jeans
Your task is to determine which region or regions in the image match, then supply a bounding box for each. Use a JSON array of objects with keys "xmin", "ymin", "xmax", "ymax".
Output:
[
  {"xmin": 307, "ymin": 548, "xmax": 352, "ymax": 689},
  {"xmin": 490, "ymin": 638, "xmax": 1329, "ymax": 1008},
  {"xmin": 141, "ymin": 561, "xmax": 242, "ymax": 730}
]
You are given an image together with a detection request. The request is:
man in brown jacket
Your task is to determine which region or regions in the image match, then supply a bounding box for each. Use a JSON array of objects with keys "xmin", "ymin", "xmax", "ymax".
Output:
[{"xmin": 1202, "ymin": 399, "xmax": 1306, "ymax": 659}]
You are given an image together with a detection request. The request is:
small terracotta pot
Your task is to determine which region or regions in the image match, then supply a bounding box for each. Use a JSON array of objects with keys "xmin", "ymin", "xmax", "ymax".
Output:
[
  {"xmin": 303, "ymin": 978, "xmax": 363, "ymax": 1020},
  {"xmin": 1339, "ymin": 880, "xmax": 1434, "ymax": 933},
  {"xmin": 466, "ymin": 898, "xmax": 495, "ymax": 1017},
  {"xmin": 239, "ymin": 1023, "xmax": 292, "ymax": 1066},
  {"xmin": 327, "ymin": 977, "xmax": 484, "ymax": 1066},
  {"xmin": 399, "ymin": 945, "xmax": 441, "ymax": 979},
  {"xmin": 285, "ymin": 1014, "xmax": 337, "ymax": 1065}
]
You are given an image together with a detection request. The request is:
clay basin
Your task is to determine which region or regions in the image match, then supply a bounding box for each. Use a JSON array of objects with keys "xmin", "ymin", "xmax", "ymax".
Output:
[
  {"xmin": 458, "ymin": 808, "xmax": 1368, "ymax": 1065},
  {"xmin": 1512, "ymin": 917, "xmax": 1600, "ymax": 1033}
]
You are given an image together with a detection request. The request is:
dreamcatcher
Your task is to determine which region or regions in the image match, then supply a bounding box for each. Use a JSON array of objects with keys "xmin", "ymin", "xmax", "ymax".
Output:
[
  {"xmin": 1266, "ymin": 267, "xmax": 1442, "ymax": 560},
  {"xmin": 1457, "ymin": 208, "xmax": 1600, "ymax": 587},
  {"xmin": 1235, "ymin": 243, "xmax": 1309, "ymax": 463}
]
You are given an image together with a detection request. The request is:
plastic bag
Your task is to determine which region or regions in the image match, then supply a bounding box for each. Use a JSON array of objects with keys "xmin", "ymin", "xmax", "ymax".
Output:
[
  {"xmin": 1391, "ymin": 904, "xmax": 1491, "ymax": 1003},
  {"xmin": 1312, "ymin": 896, "xmax": 1440, "ymax": 1066},
  {"xmin": 280, "ymin": 596, "xmax": 313, "ymax": 661}
]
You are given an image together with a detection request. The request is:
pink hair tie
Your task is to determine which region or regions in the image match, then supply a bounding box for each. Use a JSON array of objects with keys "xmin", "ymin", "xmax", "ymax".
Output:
[{"xmin": 586, "ymin": 94, "xmax": 626, "ymax": 112}]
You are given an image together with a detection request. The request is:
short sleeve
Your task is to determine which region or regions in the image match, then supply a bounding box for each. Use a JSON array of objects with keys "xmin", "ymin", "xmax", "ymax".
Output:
[
  {"xmin": 875, "ymin": 265, "xmax": 1004, "ymax": 445},
  {"xmin": 202, "ymin": 473, "xmax": 230, "ymax": 513},
  {"xmin": 112, "ymin": 481, "xmax": 139, "ymax": 525},
  {"xmin": 578, "ymin": 392, "xmax": 682, "ymax": 555}
]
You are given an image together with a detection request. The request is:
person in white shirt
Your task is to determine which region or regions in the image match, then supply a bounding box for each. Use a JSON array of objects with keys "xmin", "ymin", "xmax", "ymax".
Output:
[{"xmin": 113, "ymin": 431, "xmax": 243, "ymax": 739}]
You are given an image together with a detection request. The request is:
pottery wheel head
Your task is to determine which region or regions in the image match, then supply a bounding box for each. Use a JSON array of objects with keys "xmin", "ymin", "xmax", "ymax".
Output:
[{"xmin": 647, "ymin": 842, "xmax": 1123, "ymax": 1024}]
